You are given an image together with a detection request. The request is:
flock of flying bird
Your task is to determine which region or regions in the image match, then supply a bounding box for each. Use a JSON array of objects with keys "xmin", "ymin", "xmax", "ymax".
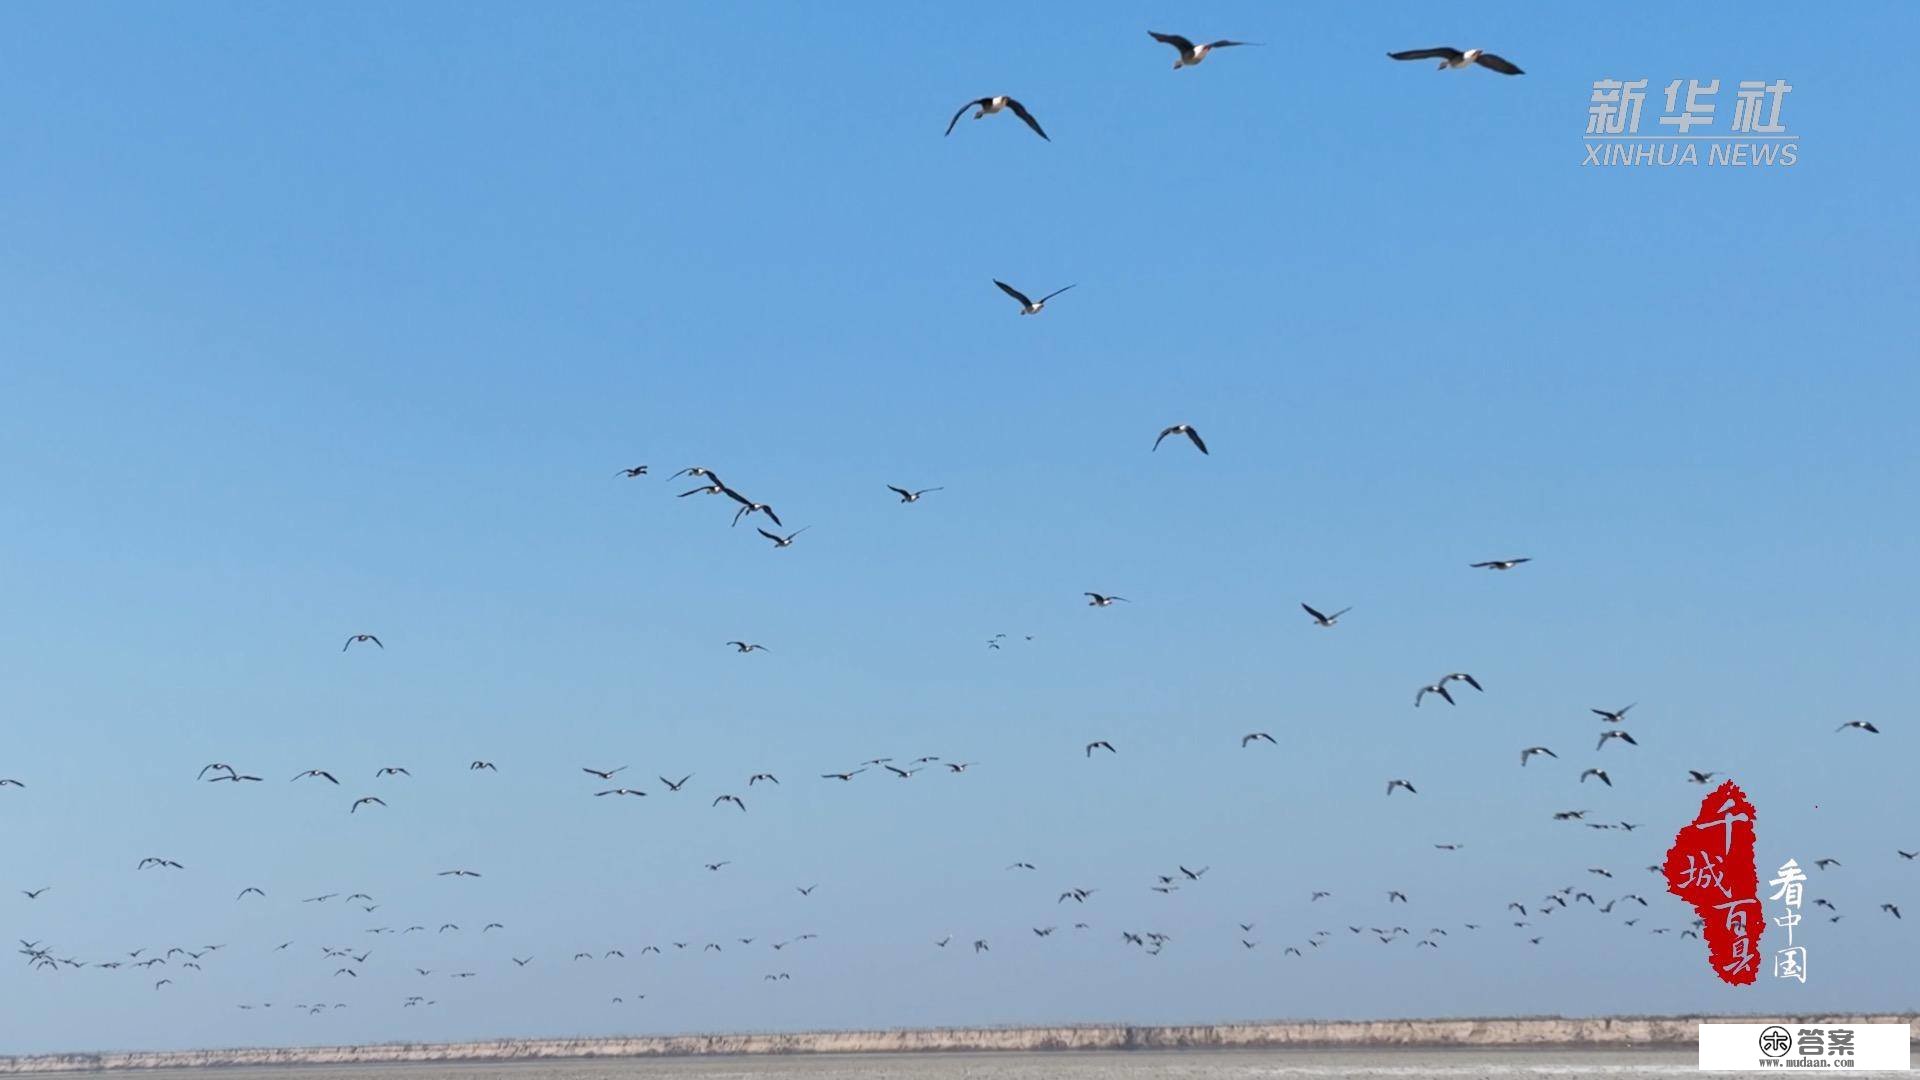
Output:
[{"xmin": 5, "ymin": 21, "xmax": 1912, "ymax": 1048}]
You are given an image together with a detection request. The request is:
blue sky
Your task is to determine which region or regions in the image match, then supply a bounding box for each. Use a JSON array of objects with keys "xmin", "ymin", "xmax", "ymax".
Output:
[{"xmin": 2, "ymin": 0, "xmax": 1917, "ymax": 1056}]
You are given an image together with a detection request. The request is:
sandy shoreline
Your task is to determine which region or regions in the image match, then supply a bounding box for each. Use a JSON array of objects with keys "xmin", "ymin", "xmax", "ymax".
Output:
[{"xmin": 2, "ymin": 1016, "xmax": 1914, "ymax": 1072}]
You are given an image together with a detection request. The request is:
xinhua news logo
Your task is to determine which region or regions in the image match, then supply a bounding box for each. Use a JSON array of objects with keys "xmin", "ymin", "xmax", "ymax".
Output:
[
  {"xmin": 1584, "ymin": 79, "xmax": 1797, "ymax": 167},
  {"xmin": 1699, "ymin": 1023, "xmax": 1912, "ymax": 1071}
]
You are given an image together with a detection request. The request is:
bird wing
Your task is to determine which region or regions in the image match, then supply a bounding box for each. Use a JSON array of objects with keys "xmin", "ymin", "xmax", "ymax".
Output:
[
  {"xmin": 1148, "ymin": 31, "xmax": 1195, "ymax": 53},
  {"xmin": 1152, "ymin": 427, "xmax": 1175, "ymax": 451},
  {"xmin": 1437, "ymin": 685, "xmax": 1455, "ymax": 704},
  {"xmin": 993, "ymin": 279, "xmax": 1034, "ymax": 307},
  {"xmin": 1301, "ymin": 603, "xmax": 1328, "ymax": 622},
  {"xmin": 1474, "ymin": 53, "xmax": 1524, "ymax": 75},
  {"xmin": 1389, "ymin": 47, "xmax": 1465, "ymax": 62},
  {"xmin": 945, "ymin": 98, "xmax": 989, "ymax": 136},
  {"xmin": 720, "ymin": 486, "xmax": 752, "ymax": 507},
  {"xmin": 1184, "ymin": 427, "xmax": 1209, "ymax": 454},
  {"xmin": 915, "ymin": 487, "xmax": 944, "ymax": 496},
  {"xmin": 1036, "ymin": 284, "xmax": 1076, "ymax": 304},
  {"xmin": 887, "ymin": 485, "xmax": 912, "ymax": 499},
  {"xmin": 1207, "ymin": 39, "xmax": 1256, "ymax": 49},
  {"xmin": 1004, "ymin": 98, "xmax": 1049, "ymax": 141}
]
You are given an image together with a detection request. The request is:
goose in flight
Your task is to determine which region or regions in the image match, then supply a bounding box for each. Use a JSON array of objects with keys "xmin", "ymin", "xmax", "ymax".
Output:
[
  {"xmin": 1469, "ymin": 557, "xmax": 1531, "ymax": 570},
  {"xmin": 993, "ymin": 279, "xmax": 1075, "ymax": 315},
  {"xmin": 1414, "ymin": 682, "xmax": 1455, "ymax": 707},
  {"xmin": 669, "ymin": 467, "xmax": 725, "ymax": 486},
  {"xmin": 1085, "ymin": 740, "xmax": 1116, "ymax": 757},
  {"xmin": 1686, "ymin": 770, "xmax": 1716, "ymax": 784},
  {"xmin": 436, "ymin": 869, "xmax": 482, "ymax": 878},
  {"xmin": 512, "ymin": 956, "xmax": 532, "ymax": 967},
  {"xmin": 883, "ymin": 764, "xmax": 922, "ymax": 779},
  {"xmin": 1179, "ymin": 865, "xmax": 1208, "ymax": 881},
  {"xmin": 1443, "ymin": 672, "xmax": 1484, "ymax": 692},
  {"xmin": 888, "ymin": 485, "xmax": 943, "ymax": 503},
  {"xmin": 582, "ymin": 766, "xmax": 626, "ymax": 780},
  {"xmin": 1592, "ymin": 704, "xmax": 1635, "ymax": 723},
  {"xmin": 614, "ymin": 466, "xmax": 647, "ymax": 478},
  {"xmin": 677, "ymin": 483, "xmax": 726, "ymax": 498},
  {"xmin": 1882, "ymin": 904, "xmax": 1902, "ymax": 919},
  {"xmin": 973, "ymin": 939, "xmax": 990, "ymax": 953},
  {"xmin": 704, "ymin": 862, "xmax": 730, "ymax": 872},
  {"xmin": 1596, "ymin": 731, "xmax": 1638, "ymax": 751},
  {"xmin": 1311, "ymin": 891, "xmax": 1332, "ymax": 901},
  {"xmin": 1008, "ymin": 861, "xmax": 1036, "ymax": 871},
  {"xmin": 727, "ymin": 641, "xmax": 769, "ymax": 653},
  {"xmin": 1835, "ymin": 720, "xmax": 1880, "ymax": 734},
  {"xmin": 820, "ymin": 769, "xmax": 865, "ymax": 781},
  {"xmin": 1387, "ymin": 890, "xmax": 1409, "ymax": 903},
  {"xmin": 207, "ymin": 771, "xmax": 264, "ymax": 782},
  {"xmin": 1386, "ymin": 779, "xmax": 1417, "ymax": 796},
  {"xmin": 723, "ymin": 489, "xmax": 781, "ymax": 528},
  {"xmin": 22, "ymin": 887, "xmax": 50, "ymax": 899},
  {"xmin": 1433, "ymin": 843, "xmax": 1462, "ymax": 851},
  {"xmin": 796, "ymin": 885, "xmax": 817, "ymax": 896},
  {"xmin": 469, "ymin": 761, "xmax": 497, "ymax": 771},
  {"xmin": 1898, "ymin": 850, "xmax": 1917, "ymax": 860},
  {"xmin": 1152, "ymin": 424, "xmax": 1208, "ymax": 455},
  {"xmin": 757, "ymin": 526, "xmax": 809, "ymax": 548},
  {"xmin": 945, "ymin": 96, "xmax": 1048, "ymax": 141},
  {"xmin": 1552, "ymin": 810, "xmax": 1588, "ymax": 821},
  {"xmin": 350, "ymin": 796, "xmax": 386, "ymax": 813},
  {"xmin": 594, "ymin": 788, "xmax": 647, "ymax": 797},
  {"xmin": 342, "ymin": 634, "xmax": 383, "ymax": 651},
  {"xmin": 945, "ymin": 761, "xmax": 975, "ymax": 773},
  {"xmin": 291, "ymin": 769, "xmax": 339, "ymax": 785},
  {"xmin": 376, "ymin": 766, "xmax": 410, "ymax": 777},
  {"xmin": 660, "ymin": 774, "xmax": 692, "ymax": 791},
  {"xmin": 196, "ymin": 763, "xmax": 235, "ymax": 780},
  {"xmin": 1240, "ymin": 732, "xmax": 1276, "ymax": 747},
  {"xmin": 137, "ymin": 858, "xmax": 184, "ymax": 869},
  {"xmin": 748, "ymin": 773, "xmax": 779, "ymax": 785},
  {"xmin": 1084, "ymin": 592, "xmax": 1128, "ymax": 606},
  {"xmin": 1520, "ymin": 746, "xmax": 1556, "ymax": 766},
  {"xmin": 1147, "ymin": 31, "xmax": 1258, "ymax": 69},
  {"xmin": 1813, "ymin": 858, "xmax": 1841, "ymax": 870},
  {"xmin": 1301, "ymin": 603, "xmax": 1350, "ymax": 627},
  {"xmin": 1389, "ymin": 47, "xmax": 1525, "ymax": 76},
  {"xmin": 1579, "ymin": 769, "xmax": 1612, "ymax": 788},
  {"xmin": 713, "ymin": 794, "xmax": 747, "ymax": 812}
]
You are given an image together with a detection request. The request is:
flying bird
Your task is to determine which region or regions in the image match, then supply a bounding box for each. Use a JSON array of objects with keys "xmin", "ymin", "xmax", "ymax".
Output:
[
  {"xmin": 1388, "ymin": 47, "xmax": 1525, "ymax": 76},
  {"xmin": 1085, "ymin": 740, "xmax": 1116, "ymax": 757},
  {"xmin": 1687, "ymin": 770, "xmax": 1716, "ymax": 784},
  {"xmin": 1414, "ymin": 683, "xmax": 1454, "ymax": 707},
  {"xmin": 1147, "ymin": 31, "xmax": 1258, "ymax": 69},
  {"xmin": 1241, "ymin": 732, "xmax": 1276, "ymax": 747},
  {"xmin": 1592, "ymin": 705, "xmax": 1635, "ymax": 723},
  {"xmin": 1152, "ymin": 424, "xmax": 1208, "ymax": 455},
  {"xmin": 819, "ymin": 769, "xmax": 865, "ymax": 781},
  {"xmin": 614, "ymin": 466, "xmax": 648, "ymax": 478},
  {"xmin": 291, "ymin": 769, "xmax": 339, "ymax": 785},
  {"xmin": 887, "ymin": 485, "xmax": 943, "ymax": 503},
  {"xmin": 1301, "ymin": 603, "xmax": 1350, "ymax": 627},
  {"xmin": 723, "ymin": 489, "xmax": 781, "ymax": 528},
  {"xmin": 1596, "ymin": 731, "xmax": 1639, "ymax": 751},
  {"xmin": 582, "ymin": 766, "xmax": 626, "ymax": 780},
  {"xmin": 469, "ymin": 761, "xmax": 497, "ymax": 771},
  {"xmin": 1835, "ymin": 721, "xmax": 1880, "ymax": 734},
  {"xmin": 1520, "ymin": 747, "xmax": 1557, "ymax": 766},
  {"xmin": 350, "ymin": 796, "xmax": 385, "ymax": 813},
  {"xmin": 1084, "ymin": 593, "xmax": 1128, "ymax": 606},
  {"xmin": 757, "ymin": 526, "xmax": 809, "ymax": 548},
  {"xmin": 1386, "ymin": 779, "xmax": 1418, "ymax": 796},
  {"xmin": 993, "ymin": 279, "xmax": 1075, "ymax": 316},
  {"xmin": 713, "ymin": 794, "xmax": 747, "ymax": 812},
  {"xmin": 1580, "ymin": 768, "xmax": 1612, "ymax": 788},
  {"xmin": 660, "ymin": 774, "xmax": 692, "ymax": 791},
  {"xmin": 945, "ymin": 96, "xmax": 1048, "ymax": 141},
  {"xmin": 342, "ymin": 634, "xmax": 383, "ymax": 651},
  {"xmin": 727, "ymin": 641, "xmax": 769, "ymax": 653}
]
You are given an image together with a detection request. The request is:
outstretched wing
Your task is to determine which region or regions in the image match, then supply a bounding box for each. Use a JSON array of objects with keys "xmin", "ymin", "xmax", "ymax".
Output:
[
  {"xmin": 993, "ymin": 279, "xmax": 1033, "ymax": 307},
  {"xmin": 757, "ymin": 528, "xmax": 780, "ymax": 543},
  {"xmin": 1207, "ymin": 39, "xmax": 1256, "ymax": 50},
  {"xmin": 1184, "ymin": 427, "xmax": 1209, "ymax": 454},
  {"xmin": 1301, "ymin": 603, "xmax": 1328, "ymax": 622},
  {"xmin": 1388, "ymin": 47, "xmax": 1465, "ymax": 62},
  {"xmin": 1004, "ymin": 98, "xmax": 1049, "ymax": 141},
  {"xmin": 945, "ymin": 98, "xmax": 987, "ymax": 136},
  {"xmin": 1036, "ymin": 284, "xmax": 1076, "ymax": 304},
  {"xmin": 887, "ymin": 485, "xmax": 912, "ymax": 499},
  {"xmin": 1148, "ymin": 31, "xmax": 1195, "ymax": 54},
  {"xmin": 1152, "ymin": 427, "xmax": 1175, "ymax": 451},
  {"xmin": 1474, "ymin": 53, "xmax": 1524, "ymax": 75}
]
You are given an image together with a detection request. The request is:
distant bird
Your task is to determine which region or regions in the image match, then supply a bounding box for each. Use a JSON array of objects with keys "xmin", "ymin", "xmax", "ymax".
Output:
[
  {"xmin": 669, "ymin": 467, "xmax": 725, "ymax": 486},
  {"xmin": 1008, "ymin": 862, "xmax": 1036, "ymax": 871},
  {"xmin": 883, "ymin": 764, "xmax": 922, "ymax": 779},
  {"xmin": 1387, "ymin": 890, "xmax": 1408, "ymax": 903},
  {"xmin": 713, "ymin": 794, "xmax": 747, "ymax": 812},
  {"xmin": 945, "ymin": 762, "xmax": 975, "ymax": 773},
  {"xmin": 1588, "ymin": 867, "xmax": 1614, "ymax": 878},
  {"xmin": 1311, "ymin": 891, "xmax": 1331, "ymax": 901},
  {"xmin": 1899, "ymin": 850, "xmax": 1918, "ymax": 861},
  {"xmin": 291, "ymin": 769, "xmax": 339, "ymax": 785},
  {"xmin": 1414, "ymin": 682, "xmax": 1454, "ymax": 707},
  {"xmin": 1520, "ymin": 747, "xmax": 1557, "ymax": 766},
  {"xmin": 796, "ymin": 885, "xmax": 817, "ymax": 896},
  {"xmin": 727, "ymin": 641, "xmax": 769, "ymax": 653},
  {"xmin": 723, "ymin": 489, "xmax": 781, "ymax": 528},
  {"xmin": 945, "ymin": 96, "xmax": 1048, "ymax": 141},
  {"xmin": 1813, "ymin": 858, "xmax": 1841, "ymax": 870},
  {"xmin": 375, "ymin": 767, "xmax": 410, "ymax": 778},
  {"xmin": 678, "ymin": 483, "xmax": 726, "ymax": 498},
  {"xmin": 887, "ymin": 485, "xmax": 943, "ymax": 503},
  {"xmin": 595, "ymin": 788, "xmax": 647, "ymax": 798},
  {"xmin": 1386, "ymin": 779, "xmax": 1417, "ymax": 796},
  {"xmin": 1596, "ymin": 731, "xmax": 1639, "ymax": 751},
  {"xmin": 1433, "ymin": 843, "xmax": 1462, "ymax": 851},
  {"xmin": 1085, "ymin": 740, "xmax": 1116, "ymax": 757},
  {"xmin": 581, "ymin": 766, "xmax": 626, "ymax": 780},
  {"xmin": 1301, "ymin": 603, "xmax": 1350, "ymax": 627},
  {"xmin": 1882, "ymin": 904, "xmax": 1902, "ymax": 919},
  {"xmin": 0, "ymin": 779, "xmax": 22, "ymax": 788},
  {"xmin": 469, "ymin": 761, "xmax": 497, "ymax": 771},
  {"xmin": 207, "ymin": 771, "xmax": 264, "ymax": 782},
  {"xmin": 614, "ymin": 466, "xmax": 648, "ymax": 478},
  {"xmin": 1179, "ymin": 865, "xmax": 1208, "ymax": 881},
  {"xmin": 513, "ymin": 957, "xmax": 532, "ymax": 967},
  {"xmin": 757, "ymin": 527, "xmax": 809, "ymax": 548},
  {"xmin": 1687, "ymin": 770, "xmax": 1716, "ymax": 784},
  {"xmin": 196, "ymin": 763, "xmax": 235, "ymax": 780},
  {"xmin": 483, "ymin": 923, "xmax": 503, "ymax": 931},
  {"xmin": 1835, "ymin": 721, "xmax": 1880, "ymax": 734},
  {"xmin": 1240, "ymin": 732, "xmax": 1276, "ymax": 747},
  {"xmin": 137, "ymin": 858, "xmax": 184, "ymax": 870},
  {"xmin": 660, "ymin": 774, "xmax": 693, "ymax": 791},
  {"xmin": 436, "ymin": 869, "xmax": 481, "ymax": 878},
  {"xmin": 973, "ymin": 939, "xmax": 990, "ymax": 953},
  {"xmin": 342, "ymin": 634, "xmax": 383, "ymax": 651},
  {"xmin": 993, "ymin": 279, "xmax": 1075, "ymax": 316},
  {"xmin": 1152, "ymin": 424, "xmax": 1208, "ymax": 455},
  {"xmin": 1147, "ymin": 31, "xmax": 1258, "ymax": 69},
  {"xmin": 1552, "ymin": 810, "xmax": 1587, "ymax": 821},
  {"xmin": 1592, "ymin": 705, "xmax": 1635, "ymax": 723},
  {"xmin": 820, "ymin": 769, "xmax": 865, "ymax": 781},
  {"xmin": 1442, "ymin": 672, "xmax": 1484, "ymax": 692},
  {"xmin": 704, "ymin": 862, "xmax": 730, "ymax": 872},
  {"xmin": 350, "ymin": 796, "xmax": 385, "ymax": 813},
  {"xmin": 22, "ymin": 888, "xmax": 50, "ymax": 899},
  {"xmin": 748, "ymin": 773, "xmax": 779, "ymax": 786},
  {"xmin": 1389, "ymin": 47, "xmax": 1525, "ymax": 76},
  {"xmin": 1580, "ymin": 768, "xmax": 1612, "ymax": 788},
  {"xmin": 1084, "ymin": 593, "xmax": 1128, "ymax": 606}
]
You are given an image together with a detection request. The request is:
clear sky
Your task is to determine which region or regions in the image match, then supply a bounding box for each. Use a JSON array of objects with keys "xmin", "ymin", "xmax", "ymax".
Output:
[{"xmin": 2, "ymin": 0, "xmax": 1917, "ymax": 1056}]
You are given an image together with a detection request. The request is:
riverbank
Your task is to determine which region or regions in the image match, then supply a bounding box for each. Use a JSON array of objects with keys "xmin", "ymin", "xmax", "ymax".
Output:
[{"xmin": 2, "ymin": 1016, "xmax": 1912, "ymax": 1072}]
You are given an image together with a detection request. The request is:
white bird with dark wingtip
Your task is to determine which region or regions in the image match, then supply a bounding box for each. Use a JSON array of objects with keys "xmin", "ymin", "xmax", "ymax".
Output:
[
  {"xmin": 946, "ymin": 96, "xmax": 1048, "ymax": 141},
  {"xmin": 1301, "ymin": 603, "xmax": 1350, "ymax": 627},
  {"xmin": 1388, "ymin": 47, "xmax": 1525, "ymax": 76},
  {"xmin": 888, "ymin": 485, "xmax": 943, "ymax": 503},
  {"xmin": 1520, "ymin": 746, "xmax": 1556, "ymax": 766},
  {"xmin": 1835, "ymin": 721, "xmax": 1880, "ymax": 734},
  {"xmin": 1152, "ymin": 424, "xmax": 1208, "ymax": 455},
  {"xmin": 1596, "ymin": 730, "xmax": 1639, "ymax": 751},
  {"xmin": 1084, "ymin": 592, "xmax": 1128, "ymax": 607},
  {"xmin": 993, "ymin": 279, "xmax": 1074, "ymax": 315},
  {"xmin": 1148, "ymin": 31, "xmax": 1259, "ymax": 69}
]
